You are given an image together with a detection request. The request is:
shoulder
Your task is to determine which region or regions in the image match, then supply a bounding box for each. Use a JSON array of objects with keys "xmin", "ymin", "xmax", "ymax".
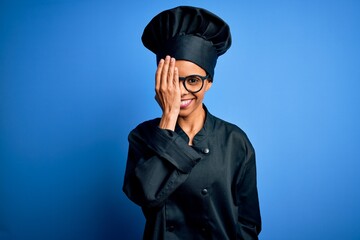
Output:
[
  {"xmin": 133, "ymin": 118, "xmax": 160, "ymax": 132},
  {"xmin": 129, "ymin": 118, "xmax": 161, "ymax": 140},
  {"xmin": 208, "ymin": 113, "xmax": 254, "ymax": 152},
  {"xmin": 210, "ymin": 113, "xmax": 248, "ymax": 137}
]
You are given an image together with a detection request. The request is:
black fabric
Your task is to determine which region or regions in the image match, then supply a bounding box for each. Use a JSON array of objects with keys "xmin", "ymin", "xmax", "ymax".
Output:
[
  {"xmin": 142, "ymin": 6, "xmax": 232, "ymax": 79},
  {"xmin": 123, "ymin": 106, "xmax": 261, "ymax": 240}
]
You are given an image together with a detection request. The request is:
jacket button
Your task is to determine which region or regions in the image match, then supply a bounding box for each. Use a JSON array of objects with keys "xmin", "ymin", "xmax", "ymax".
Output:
[
  {"xmin": 203, "ymin": 148, "xmax": 210, "ymax": 154},
  {"xmin": 201, "ymin": 188, "xmax": 208, "ymax": 195}
]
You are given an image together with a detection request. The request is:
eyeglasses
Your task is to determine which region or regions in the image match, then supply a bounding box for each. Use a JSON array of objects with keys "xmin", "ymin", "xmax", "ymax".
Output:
[{"xmin": 178, "ymin": 74, "xmax": 210, "ymax": 93}]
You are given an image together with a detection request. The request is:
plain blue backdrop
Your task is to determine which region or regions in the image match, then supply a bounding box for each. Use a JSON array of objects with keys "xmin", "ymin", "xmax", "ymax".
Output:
[{"xmin": 1, "ymin": 0, "xmax": 360, "ymax": 239}]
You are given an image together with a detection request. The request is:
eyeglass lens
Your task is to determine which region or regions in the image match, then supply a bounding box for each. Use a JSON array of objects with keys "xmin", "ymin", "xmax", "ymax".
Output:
[{"xmin": 183, "ymin": 76, "xmax": 205, "ymax": 93}]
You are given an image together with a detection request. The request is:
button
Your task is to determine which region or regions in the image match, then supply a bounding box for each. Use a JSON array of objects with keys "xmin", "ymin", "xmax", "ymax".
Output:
[
  {"xmin": 168, "ymin": 225, "xmax": 175, "ymax": 232},
  {"xmin": 201, "ymin": 188, "xmax": 208, "ymax": 195},
  {"xmin": 203, "ymin": 148, "xmax": 210, "ymax": 154},
  {"xmin": 200, "ymin": 225, "xmax": 210, "ymax": 233}
]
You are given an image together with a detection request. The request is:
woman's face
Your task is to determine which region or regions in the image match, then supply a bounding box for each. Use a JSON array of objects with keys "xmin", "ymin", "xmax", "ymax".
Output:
[{"xmin": 175, "ymin": 60, "xmax": 212, "ymax": 118}]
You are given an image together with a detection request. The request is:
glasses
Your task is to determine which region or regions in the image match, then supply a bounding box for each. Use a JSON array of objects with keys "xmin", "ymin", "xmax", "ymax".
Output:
[{"xmin": 178, "ymin": 74, "xmax": 210, "ymax": 93}]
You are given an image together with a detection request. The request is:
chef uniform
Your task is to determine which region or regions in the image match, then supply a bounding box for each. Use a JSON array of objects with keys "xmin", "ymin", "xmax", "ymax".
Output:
[{"xmin": 123, "ymin": 6, "xmax": 261, "ymax": 240}]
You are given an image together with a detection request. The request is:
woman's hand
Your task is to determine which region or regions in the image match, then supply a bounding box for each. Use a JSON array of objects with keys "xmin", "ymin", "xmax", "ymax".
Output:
[{"xmin": 155, "ymin": 56, "xmax": 180, "ymax": 130}]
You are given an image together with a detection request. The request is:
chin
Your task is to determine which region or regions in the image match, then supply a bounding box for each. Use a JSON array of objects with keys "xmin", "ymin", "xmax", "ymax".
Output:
[
  {"xmin": 178, "ymin": 109, "xmax": 190, "ymax": 117},
  {"xmin": 178, "ymin": 103, "xmax": 203, "ymax": 118}
]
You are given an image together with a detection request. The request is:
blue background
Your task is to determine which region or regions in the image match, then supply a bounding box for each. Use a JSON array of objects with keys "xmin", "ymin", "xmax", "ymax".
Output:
[{"xmin": 1, "ymin": 0, "xmax": 360, "ymax": 239}]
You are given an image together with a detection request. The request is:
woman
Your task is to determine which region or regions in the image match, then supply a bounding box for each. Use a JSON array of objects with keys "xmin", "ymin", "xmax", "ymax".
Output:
[{"xmin": 123, "ymin": 6, "xmax": 261, "ymax": 240}]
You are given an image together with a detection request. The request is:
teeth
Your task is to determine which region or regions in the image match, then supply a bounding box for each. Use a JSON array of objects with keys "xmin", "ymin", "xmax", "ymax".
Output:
[{"xmin": 181, "ymin": 99, "xmax": 191, "ymax": 106}]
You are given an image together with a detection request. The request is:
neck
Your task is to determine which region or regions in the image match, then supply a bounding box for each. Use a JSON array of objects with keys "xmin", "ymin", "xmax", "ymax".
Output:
[{"xmin": 177, "ymin": 106, "xmax": 206, "ymax": 145}]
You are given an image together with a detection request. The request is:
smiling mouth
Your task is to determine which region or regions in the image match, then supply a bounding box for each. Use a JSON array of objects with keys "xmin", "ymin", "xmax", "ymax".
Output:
[{"xmin": 180, "ymin": 99, "xmax": 192, "ymax": 108}]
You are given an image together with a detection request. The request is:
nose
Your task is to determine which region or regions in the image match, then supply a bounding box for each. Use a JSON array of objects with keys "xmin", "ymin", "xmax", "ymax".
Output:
[{"xmin": 179, "ymin": 80, "xmax": 189, "ymax": 95}]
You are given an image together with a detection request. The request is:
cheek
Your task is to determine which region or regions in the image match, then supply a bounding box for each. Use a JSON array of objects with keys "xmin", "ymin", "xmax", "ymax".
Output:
[{"xmin": 195, "ymin": 92, "xmax": 206, "ymax": 101}]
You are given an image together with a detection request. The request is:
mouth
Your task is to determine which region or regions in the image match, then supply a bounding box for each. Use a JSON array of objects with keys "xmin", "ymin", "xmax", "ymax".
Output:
[{"xmin": 180, "ymin": 99, "xmax": 193, "ymax": 108}]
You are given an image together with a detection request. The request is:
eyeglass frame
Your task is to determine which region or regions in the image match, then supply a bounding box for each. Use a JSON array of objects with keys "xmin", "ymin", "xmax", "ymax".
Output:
[{"xmin": 178, "ymin": 74, "xmax": 211, "ymax": 93}]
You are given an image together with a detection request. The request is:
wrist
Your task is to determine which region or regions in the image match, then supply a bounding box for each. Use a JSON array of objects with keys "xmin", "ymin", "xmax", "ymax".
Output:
[{"xmin": 159, "ymin": 112, "xmax": 178, "ymax": 130}]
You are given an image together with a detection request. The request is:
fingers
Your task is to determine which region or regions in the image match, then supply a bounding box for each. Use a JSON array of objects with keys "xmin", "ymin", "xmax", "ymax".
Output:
[
  {"xmin": 155, "ymin": 58, "xmax": 164, "ymax": 94},
  {"xmin": 154, "ymin": 56, "xmax": 181, "ymax": 116},
  {"xmin": 160, "ymin": 56, "xmax": 174, "ymax": 89},
  {"xmin": 167, "ymin": 57, "xmax": 175, "ymax": 86},
  {"xmin": 155, "ymin": 55, "xmax": 177, "ymax": 92},
  {"xmin": 173, "ymin": 66, "xmax": 179, "ymax": 89},
  {"xmin": 160, "ymin": 56, "xmax": 169, "ymax": 87}
]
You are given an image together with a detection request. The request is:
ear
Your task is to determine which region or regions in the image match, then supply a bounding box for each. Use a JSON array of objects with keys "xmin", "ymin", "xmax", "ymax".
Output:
[{"xmin": 205, "ymin": 81, "xmax": 212, "ymax": 92}]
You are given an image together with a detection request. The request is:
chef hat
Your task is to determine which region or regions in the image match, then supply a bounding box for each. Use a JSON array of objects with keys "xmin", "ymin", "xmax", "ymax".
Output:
[{"xmin": 142, "ymin": 6, "xmax": 232, "ymax": 79}]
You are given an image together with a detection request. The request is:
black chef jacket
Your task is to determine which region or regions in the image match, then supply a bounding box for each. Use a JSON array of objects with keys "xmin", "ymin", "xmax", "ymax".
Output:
[{"xmin": 123, "ymin": 105, "xmax": 261, "ymax": 240}]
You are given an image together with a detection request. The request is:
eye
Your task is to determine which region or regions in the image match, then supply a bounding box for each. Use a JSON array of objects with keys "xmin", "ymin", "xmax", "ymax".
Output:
[{"xmin": 186, "ymin": 76, "xmax": 201, "ymax": 85}]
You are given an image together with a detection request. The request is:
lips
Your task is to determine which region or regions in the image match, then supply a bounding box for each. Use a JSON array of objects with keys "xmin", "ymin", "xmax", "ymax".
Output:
[{"xmin": 180, "ymin": 99, "xmax": 192, "ymax": 108}]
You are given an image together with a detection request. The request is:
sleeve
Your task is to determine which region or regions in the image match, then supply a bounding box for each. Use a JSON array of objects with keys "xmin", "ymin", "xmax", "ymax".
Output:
[
  {"xmin": 122, "ymin": 124, "xmax": 202, "ymax": 209},
  {"xmin": 236, "ymin": 141, "xmax": 262, "ymax": 240}
]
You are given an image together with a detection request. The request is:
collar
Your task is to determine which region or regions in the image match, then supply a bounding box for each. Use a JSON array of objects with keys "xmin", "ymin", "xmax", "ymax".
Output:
[{"xmin": 175, "ymin": 104, "xmax": 215, "ymax": 146}]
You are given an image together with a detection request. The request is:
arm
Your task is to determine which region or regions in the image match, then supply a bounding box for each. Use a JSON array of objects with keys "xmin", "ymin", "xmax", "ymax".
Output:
[
  {"xmin": 123, "ymin": 55, "xmax": 197, "ymax": 208},
  {"xmin": 236, "ymin": 145, "xmax": 262, "ymax": 239},
  {"xmin": 123, "ymin": 124, "xmax": 201, "ymax": 208}
]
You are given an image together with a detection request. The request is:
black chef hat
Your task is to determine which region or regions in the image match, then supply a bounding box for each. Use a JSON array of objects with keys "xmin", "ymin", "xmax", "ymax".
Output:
[{"xmin": 142, "ymin": 6, "xmax": 232, "ymax": 79}]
